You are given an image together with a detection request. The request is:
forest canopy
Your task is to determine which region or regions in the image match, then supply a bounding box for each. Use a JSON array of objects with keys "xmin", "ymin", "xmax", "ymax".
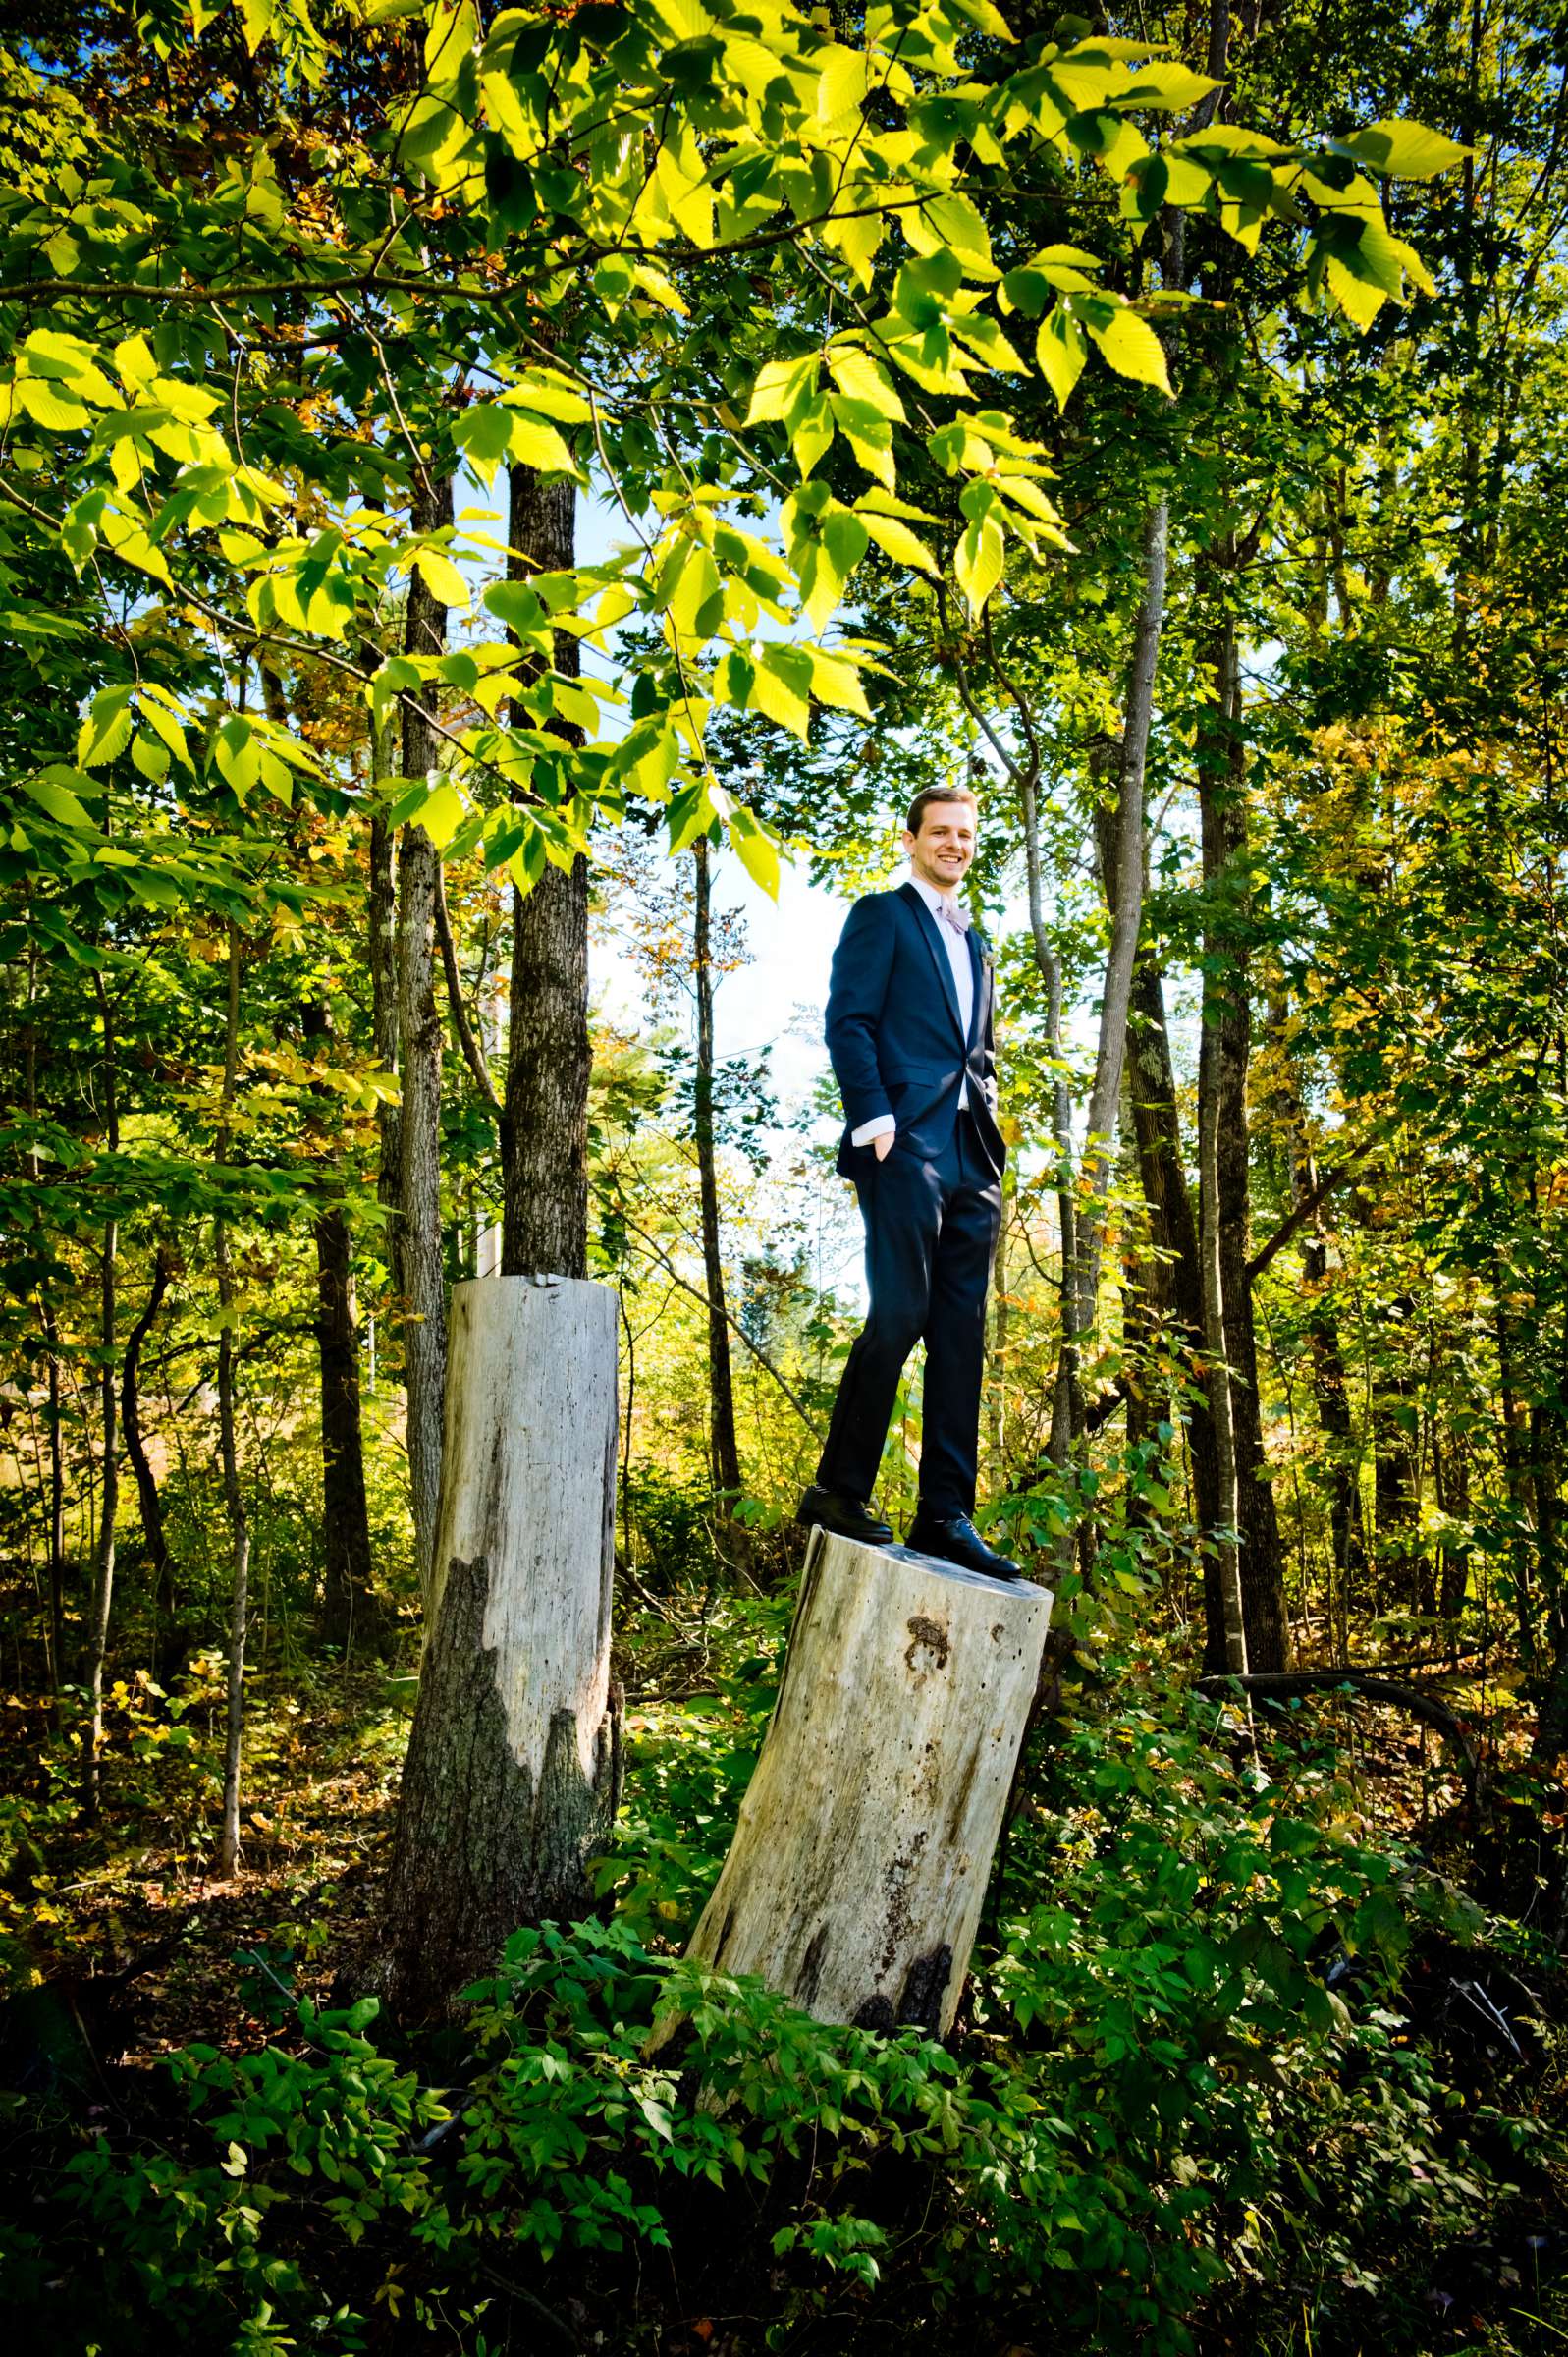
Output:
[{"xmin": 4, "ymin": 0, "xmax": 1568, "ymax": 2352}]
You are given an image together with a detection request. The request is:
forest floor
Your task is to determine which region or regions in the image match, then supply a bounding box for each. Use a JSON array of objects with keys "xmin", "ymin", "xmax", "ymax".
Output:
[{"xmin": 6, "ymin": 1615, "xmax": 1568, "ymax": 2355}]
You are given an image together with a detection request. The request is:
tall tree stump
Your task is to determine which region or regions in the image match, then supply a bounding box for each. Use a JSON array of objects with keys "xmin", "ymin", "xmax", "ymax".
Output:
[
  {"xmin": 666, "ymin": 1529, "xmax": 1052, "ymax": 2039},
  {"xmin": 378, "ymin": 1276, "xmax": 620, "ymax": 2017}
]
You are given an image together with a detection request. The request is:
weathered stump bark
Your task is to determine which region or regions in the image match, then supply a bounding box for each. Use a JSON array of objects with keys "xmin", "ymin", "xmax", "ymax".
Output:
[
  {"xmin": 665, "ymin": 1530, "xmax": 1052, "ymax": 2040},
  {"xmin": 378, "ymin": 1276, "xmax": 620, "ymax": 2018}
]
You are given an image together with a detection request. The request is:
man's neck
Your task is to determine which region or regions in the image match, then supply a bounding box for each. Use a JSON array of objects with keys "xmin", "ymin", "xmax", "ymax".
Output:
[{"xmin": 911, "ymin": 868, "xmax": 956, "ymax": 904}]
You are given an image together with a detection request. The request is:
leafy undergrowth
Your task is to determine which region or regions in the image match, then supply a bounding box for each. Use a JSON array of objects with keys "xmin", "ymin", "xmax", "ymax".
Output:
[{"xmin": 2, "ymin": 1604, "xmax": 1567, "ymax": 2356}]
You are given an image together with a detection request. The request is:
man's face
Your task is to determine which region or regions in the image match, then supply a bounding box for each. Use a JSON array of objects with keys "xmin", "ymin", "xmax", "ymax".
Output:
[{"xmin": 902, "ymin": 799, "xmax": 976, "ymax": 894}]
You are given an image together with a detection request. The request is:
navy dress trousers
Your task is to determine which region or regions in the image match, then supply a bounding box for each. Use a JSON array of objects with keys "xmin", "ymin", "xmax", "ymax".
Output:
[{"xmin": 815, "ymin": 881, "xmax": 1005, "ymax": 1518}]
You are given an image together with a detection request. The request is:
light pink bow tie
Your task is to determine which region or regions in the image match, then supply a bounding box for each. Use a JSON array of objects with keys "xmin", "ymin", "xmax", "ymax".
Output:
[{"xmin": 934, "ymin": 897, "xmax": 971, "ymax": 936}]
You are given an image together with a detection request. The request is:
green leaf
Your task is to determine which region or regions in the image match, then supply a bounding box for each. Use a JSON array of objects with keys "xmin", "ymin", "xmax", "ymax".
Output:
[
  {"xmin": 16, "ymin": 378, "xmax": 91, "ymax": 432},
  {"xmin": 21, "ymin": 771, "xmax": 93, "ymax": 827},
  {"xmin": 1342, "ymin": 119, "xmax": 1472, "ymax": 180},
  {"xmin": 858, "ymin": 511, "xmax": 938, "ymax": 576},
  {"xmin": 504, "ymin": 410, "xmax": 578, "ymax": 475},
  {"xmin": 1037, "ymin": 305, "xmax": 1089, "ymax": 410},
  {"xmin": 22, "ymin": 330, "xmax": 117, "ymax": 406},
  {"xmin": 1081, "ymin": 304, "xmax": 1170, "ymax": 395},
  {"xmin": 906, "ymin": 192, "xmax": 995, "ymax": 277},
  {"xmin": 826, "ymin": 345, "xmax": 906, "ymax": 422},
  {"xmin": 728, "ymin": 809, "xmax": 781, "ymax": 899},
  {"xmin": 789, "ymin": 394, "xmax": 837, "ymax": 480},
  {"xmin": 213, "ymin": 716, "xmax": 261, "ymax": 797},
  {"xmin": 800, "ymin": 644, "xmax": 871, "ymax": 717},
  {"xmin": 77, "ymin": 688, "xmax": 135, "ymax": 770},
  {"xmin": 421, "ymin": 780, "xmax": 466, "ymax": 849},
  {"xmin": 751, "ymin": 645, "xmax": 812, "ymax": 740},
  {"xmin": 954, "ymin": 506, "xmax": 1004, "ymax": 617},
  {"xmin": 746, "ymin": 354, "xmax": 818, "ymax": 425},
  {"xmin": 411, "ymin": 548, "xmax": 471, "ymax": 611}
]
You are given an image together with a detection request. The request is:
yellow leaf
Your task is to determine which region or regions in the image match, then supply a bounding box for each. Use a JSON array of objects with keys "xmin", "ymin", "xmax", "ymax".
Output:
[
  {"xmin": 1082, "ymin": 304, "xmax": 1170, "ymax": 395},
  {"xmin": 411, "ymin": 548, "xmax": 471, "ymax": 611}
]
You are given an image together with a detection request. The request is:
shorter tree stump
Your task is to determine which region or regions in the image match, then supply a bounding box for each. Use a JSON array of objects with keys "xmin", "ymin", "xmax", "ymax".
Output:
[{"xmin": 670, "ymin": 1527, "xmax": 1053, "ymax": 2039}]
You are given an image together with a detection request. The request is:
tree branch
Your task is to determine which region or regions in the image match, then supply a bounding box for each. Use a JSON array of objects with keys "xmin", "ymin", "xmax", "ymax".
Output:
[
  {"xmin": 608, "ymin": 1200, "xmax": 824, "ymax": 1442},
  {"xmin": 433, "ymin": 863, "xmax": 501, "ymax": 1116},
  {"xmin": 1245, "ymin": 1144, "xmax": 1372, "ymax": 1283}
]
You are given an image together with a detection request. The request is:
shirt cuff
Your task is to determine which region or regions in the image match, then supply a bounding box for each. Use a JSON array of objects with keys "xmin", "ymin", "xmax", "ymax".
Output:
[{"xmin": 850, "ymin": 1114, "xmax": 896, "ymax": 1147}]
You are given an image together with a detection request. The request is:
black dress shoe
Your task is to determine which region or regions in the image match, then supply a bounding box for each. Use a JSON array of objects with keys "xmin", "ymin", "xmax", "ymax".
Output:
[
  {"xmin": 796, "ymin": 1484, "xmax": 894, "ymax": 1546},
  {"xmin": 904, "ymin": 1508, "xmax": 1022, "ymax": 1581}
]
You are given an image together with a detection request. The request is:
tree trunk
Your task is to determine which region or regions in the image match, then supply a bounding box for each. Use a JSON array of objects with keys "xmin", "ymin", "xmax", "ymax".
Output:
[
  {"xmin": 1270, "ymin": 1005, "xmax": 1368, "ymax": 1614},
  {"xmin": 300, "ymin": 992, "xmax": 384, "ymax": 1655},
  {"xmin": 398, "ymin": 471, "xmax": 454, "ymax": 1602},
  {"xmin": 1068, "ymin": 501, "xmax": 1169, "ymax": 1354},
  {"xmin": 81, "ymin": 1218, "xmax": 119, "ymax": 1819},
  {"xmin": 1199, "ymin": 1029, "xmax": 1248, "ymax": 1677},
  {"xmin": 367, "ymin": 670, "xmax": 402, "ymax": 1295},
  {"xmin": 82, "ymin": 972, "xmax": 120, "ymax": 1819},
  {"xmin": 315, "ymin": 1207, "xmax": 384, "ymax": 1655},
  {"xmin": 216, "ymin": 924, "xmax": 250, "ymax": 1881},
  {"xmin": 656, "ymin": 1528, "xmax": 1053, "ymax": 2038},
  {"xmin": 692, "ymin": 835, "xmax": 742, "ymax": 1509},
  {"xmin": 1091, "ymin": 788, "xmax": 1222, "ymax": 1645},
  {"xmin": 121, "ymin": 1247, "xmax": 176, "ymax": 1679},
  {"xmin": 1198, "ymin": 615, "xmax": 1289, "ymax": 1671},
  {"xmin": 45, "ymin": 1310, "xmax": 64, "ymax": 1703},
  {"xmin": 378, "ymin": 1276, "xmax": 621, "ymax": 2018},
  {"xmin": 501, "ymin": 466, "xmax": 590, "ymax": 1282}
]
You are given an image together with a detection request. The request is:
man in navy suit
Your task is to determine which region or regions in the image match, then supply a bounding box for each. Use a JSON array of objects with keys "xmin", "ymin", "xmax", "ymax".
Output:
[{"xmin": 798, "ymin": 786, "xmax": 1020, "ymax": 1580}]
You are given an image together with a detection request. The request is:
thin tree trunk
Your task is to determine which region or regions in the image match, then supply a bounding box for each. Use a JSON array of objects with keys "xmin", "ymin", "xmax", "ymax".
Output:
[
  {"xmin": 1018, "ymin": 755, "xmax": 1079, "ymax": 1466},
  {"xmin": 1068, "ymin": 501, "xmax": 1169, "ymax": 1358},
  {"xmin": 1092, "ymin": 787, "xmax": 1223, "ymax": 1641},
  {"xmin": 1199, "ymin": 1025, "xmax": 1247, "ymax": 1677},
  {"xmin": 216, "ymin": 924, "xmax": 250, "ymax": 1880},
  {"xmin": 299, "ymin": 993, "xmax": 383, "ymax": 1654},
  {"xmin": 121, "ymin": 1247, "xmax": 176, "ymax": 1679},
  {"xmin": 1271, "ymin": 1000, "xmax": 1369, "ymax": 1616},
  {"xmin": 398, "ymin": 472, "xmax": 454, "ymax": 1602},
  {"xmin": 501, "ymin": 465, "xmax": 590, "ymax": 1280},
  {"xmin": 367, "ymin": 666, "xmax": 402, "ymax": 1295},
  {"xmin": 1198, "ymin": 613, "xmax": 1289, "ymax": 1670},
  {"xmin": 82, "ymin": 973, "xmax": 121, "ymax": 1819},
  {"xmin": 45, "ymin": 1312, "xmax": 64, "ymax": 1702},
  {"xmin": 692, "ymin": 834, "xmax": 741, "ymax": 1509},
  {"xmin": 315, "ymin": 1207, "xmax": 382, "ymax": 1654}
]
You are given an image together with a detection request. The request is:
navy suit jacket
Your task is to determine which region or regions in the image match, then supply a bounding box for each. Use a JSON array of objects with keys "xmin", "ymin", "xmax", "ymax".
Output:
[{"xmin": 825, "ymin": 882, "xmax": 1004, "ymax": 1180}]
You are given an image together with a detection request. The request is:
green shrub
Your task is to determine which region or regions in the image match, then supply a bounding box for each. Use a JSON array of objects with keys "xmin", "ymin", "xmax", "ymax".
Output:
[{"xmin": 2, "ymin": 1679, "xmax": 1556, "ymax": 2355}]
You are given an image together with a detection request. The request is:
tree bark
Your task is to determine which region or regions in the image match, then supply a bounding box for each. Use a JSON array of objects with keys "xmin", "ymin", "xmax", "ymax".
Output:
[
  {"xmin": 398, "ymin": 471, "xmax": 454, "ymax": 1603},
  {"xmin": 1269, "ymin": 1003, "xmax": 1368, "ymax": 1615},
  {"xmin": 1068, "ymin": 502, "xmax": 1169, "ymax": 1355},
  {"xmin": 300, "ymin": 993, "xmax": 384, "ymax": 1655},
  {"xmin": 82, "ymin": 973, "xmax": 120, "ymax": 1819},
  {"xmin": 501, "ymin": 466, "xmax": 590, "ymax": 1281},
  {"xmin": 366, "ymin": 663, "xmax": 402, "ymax": 1295},
  {"xmin": 216, "ymin": 923, "xmax": 250, "ymax": 1881},
  {"xmin": 1198, "ymin": 615, "xmax": 1289, "ymax": 1671},
  {"xmin": 1091, "ymin": 788, "xmax": 1222, "ymax": 1632},
  {"xmin": 692, "ymin": 835, "xmax": 742, "ymax": 1508},
  {"xmin": 654, "ymin": 1528, "xmax": 1053, "ymax": 2039},
  {"xmin": 121, "ymin": 1247, "xmax": 176, "ymax": 1679},
  {"xmin": 1200, "ymin": 1021, "xmax": 1248, "ymax": 1678},
  {"xmin": 378, "ymin": 1276, "xmax": 622, "ymax": 2018},
  {"xmin": 315, "ymin": 1207, "xmax": 384, "ymax": 1655}
]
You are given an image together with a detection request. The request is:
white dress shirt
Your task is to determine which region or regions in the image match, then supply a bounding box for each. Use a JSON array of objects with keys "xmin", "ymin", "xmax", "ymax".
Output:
[{"xmin": 850, "ymin": 874, "xmax": 973, "ymax": 1147}]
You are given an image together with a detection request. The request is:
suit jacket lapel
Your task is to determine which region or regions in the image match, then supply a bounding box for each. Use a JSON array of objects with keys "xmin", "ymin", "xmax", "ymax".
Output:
[
  {"xmin": 966, "ymin": 928, "xmax": 990, "ymax": 1051},
  {"xmin": 899, "ymin": 881, "xmax": 965, "ymax": 1049}
]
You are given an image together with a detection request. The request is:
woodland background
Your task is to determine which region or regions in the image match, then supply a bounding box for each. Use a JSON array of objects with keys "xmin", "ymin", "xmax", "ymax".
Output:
[{"xmin": 3, "ymin": 0, "xmax": 1568, "ymax": 2350}]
